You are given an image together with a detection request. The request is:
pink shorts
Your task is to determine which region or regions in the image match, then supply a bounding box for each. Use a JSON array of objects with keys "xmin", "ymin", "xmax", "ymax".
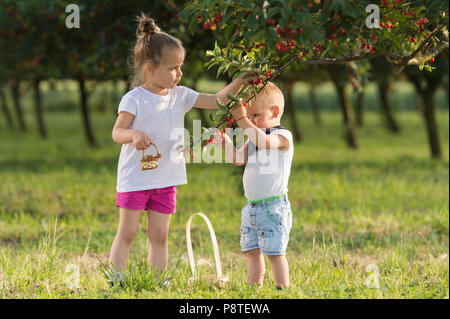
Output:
[{"xmin": 116, "ymin": 186, "xmax": 177, "ymax": 214}]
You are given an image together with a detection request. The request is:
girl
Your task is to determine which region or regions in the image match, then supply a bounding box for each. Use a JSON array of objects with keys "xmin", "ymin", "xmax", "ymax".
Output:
[{"xmin": 108, "ymin": 13, "xmax": 247, "ymax": 282}]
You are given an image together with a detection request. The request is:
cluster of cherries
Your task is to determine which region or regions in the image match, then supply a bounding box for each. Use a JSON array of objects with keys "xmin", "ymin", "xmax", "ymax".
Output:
[
  {"xmin": 204, "ymin": 136, "xmax": 217, "ymax": 146},
  {"xmin": 224, "ymin": 116, "xmax": 234, "ymax": 128},
  {"xmin": 359, "ymin": 35, "xmax": 377, "ymax": 53},
  {"xmin": 198, "ymin": 13, "xmax": 224, "ymax": 31},
  {"xmin": 274, "ymin": 25, "xmax": 300, "ymax": 52}
]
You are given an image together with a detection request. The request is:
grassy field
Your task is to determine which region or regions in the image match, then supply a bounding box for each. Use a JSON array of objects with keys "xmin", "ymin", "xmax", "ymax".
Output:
[{"xmin": 0, "ymin": 81, "xmax": 448, "ymax": 299}]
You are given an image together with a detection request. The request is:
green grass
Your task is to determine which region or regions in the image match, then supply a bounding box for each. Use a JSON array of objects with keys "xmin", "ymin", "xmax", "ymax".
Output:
[{"xmin": 0, "ymin": 81, "xmax": 448, "ymax": 298}]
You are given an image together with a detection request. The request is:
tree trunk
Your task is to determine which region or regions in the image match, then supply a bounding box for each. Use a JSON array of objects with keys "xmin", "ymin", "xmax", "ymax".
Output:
[
  {"xmin": 407, "ymin": 72, "xmax": 442, "ymax": 159},
  {"xmin": 420, "ymin": 89, "xmax": 441, "ymax": 158},
  {"xmin": 355, "ymin": 88, "xmax": 365, "ymax": 127},
  {"xmin": 328, "ymin": 71, "xmax": 359, "ymax": 149},
  {"xmin": 309, "ymin": 85, "xmax": 321, "ymax": 126},
  {"xmin": 0, "ymin": 87, "xmax": 14, "ymax": 129},
  {"xmin": 285, "ymin": 82, "xmax": 302, "ymax": 142},
  {"xmin": 33, "ymin": 79, "xmax": 47, "ymax": 138},
  {"xmin": 378, "ymin": 82, "xmax": 400, "ymax": 133},
  {"xmin": 77, "ymin": 78, "xmax": 98, "ymax": 147},
  {"xmin": 11, "ymin": 81, "xmax": 26, "ymax": 131}
]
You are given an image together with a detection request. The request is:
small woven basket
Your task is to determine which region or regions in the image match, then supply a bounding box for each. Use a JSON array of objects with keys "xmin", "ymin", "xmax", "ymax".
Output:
[{"xmin": 140, "ymin": 143, "xmax": 162, "ymax": 170}]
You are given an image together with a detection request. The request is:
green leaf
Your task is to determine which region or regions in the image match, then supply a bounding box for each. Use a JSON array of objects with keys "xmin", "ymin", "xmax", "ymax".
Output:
[
  {"xmin": 266, "ymin": 7, "xmax": 279, "ymax": 19},
  {"xmin": 227, "ymin": 93, "xmax": 239, "ymax": 102},
  {"xmin": 248, "ymin": 13, "xmax": 258, "ymax": 31},
  {"xmin": 188, "ymin": 19, "xmax": 198, "ymax": 35},
  {"xmin": 179, "ymin": 8, "xmax": 195, "ymax": 21},
  {"xmin": 265, "ymin": 28, "xmax": 278, "ymax": 51},
  {"xmin": 224, "ymin": 24, "xmax": 237, "ymax": 42}
]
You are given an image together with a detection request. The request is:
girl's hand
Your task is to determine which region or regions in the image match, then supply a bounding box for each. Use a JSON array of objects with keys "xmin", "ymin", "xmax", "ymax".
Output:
[
  {"xmin": 238, "ymin": 72, "xmax": 258, "ymax": 84},
  {"xmin": 132, "ymin": 130, "xmax": 152, "ymax": 150}
]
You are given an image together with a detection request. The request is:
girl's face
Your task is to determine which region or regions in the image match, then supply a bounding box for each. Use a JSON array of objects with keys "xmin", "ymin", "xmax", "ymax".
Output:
[{"xmin": 147, "ymin": 48, "xmax": 185, "ymax": 92}]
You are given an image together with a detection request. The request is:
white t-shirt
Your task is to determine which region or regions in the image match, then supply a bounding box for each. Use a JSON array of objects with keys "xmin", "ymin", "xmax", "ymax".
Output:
[
  {"xmin": 243, "ymin": 127, "xmax": 294, "ymax": 201},
  {"xmin": 116, "ymin": 86, "xmax": 199, "ymax": 192}
]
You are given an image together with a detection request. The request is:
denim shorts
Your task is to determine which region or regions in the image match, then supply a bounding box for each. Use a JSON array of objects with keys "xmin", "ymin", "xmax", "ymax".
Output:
[{"xmin": 240, "ymin": 195, "xmax": 293, "ymax": 255}]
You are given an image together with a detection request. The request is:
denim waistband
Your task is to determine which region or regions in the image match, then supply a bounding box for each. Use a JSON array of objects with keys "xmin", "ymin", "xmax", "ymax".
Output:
[{"xmin": 246, "ymin": 194, "xmax": 288, "ymax": 207}]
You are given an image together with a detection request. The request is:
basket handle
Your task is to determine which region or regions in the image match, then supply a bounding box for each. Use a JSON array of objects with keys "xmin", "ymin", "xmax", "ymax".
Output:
[
  {"xmin": 142, "ymin": 142, "xmax": 160, "ymax": 158},
  {"xmin": 186, "ymin": 213, "xmax": 222, "ymax": 280}
]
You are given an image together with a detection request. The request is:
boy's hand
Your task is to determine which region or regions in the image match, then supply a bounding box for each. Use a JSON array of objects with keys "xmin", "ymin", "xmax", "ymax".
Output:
[
  {"xmin": 132, "ymin": 130, "xmax": 152, "ymax": 150},
  {"xmin": 230, "ymin": 101, "xmax": 247, "ymax": 120}
]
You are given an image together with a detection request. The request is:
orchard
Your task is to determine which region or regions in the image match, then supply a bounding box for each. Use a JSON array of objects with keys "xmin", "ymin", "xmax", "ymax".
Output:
[{"xmin": 0, "ymin": 0, "xmax": 448, "ymax": 300}]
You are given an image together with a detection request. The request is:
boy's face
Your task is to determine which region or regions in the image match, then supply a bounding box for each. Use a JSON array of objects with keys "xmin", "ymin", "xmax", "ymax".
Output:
[
  {"xmin": 247, "ymin": 99, "xmax": 278, "ymax": 129},
  {"xmin": 149, "ymin": 48, "xmax": 184, "ymax": 89}
]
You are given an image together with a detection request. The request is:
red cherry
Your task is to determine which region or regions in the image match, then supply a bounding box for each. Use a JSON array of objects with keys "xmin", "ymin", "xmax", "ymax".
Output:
[
  {"xmin": 339, "ymin": 28, "xmax": 345, "ymax": 35},
  {"xmin": 225, "ymin": 116, "xmax": 230, "ymax": 121},
  {"xmin": 329, "ymin": 34, "xmax": 335, "ymax": 40},
  {"xmin": 228, "ymin": 119, "xmax": 234, "ymax": 124},
  {"xmin": 371, "ymin": 35, "xmax": 377, "ymax": 40},
  {"xmin": 243, "ymin": 102, "xmax": 248, "ymax": 107},
  {"xmin": 430, "ymin": 57, "xmax": 435, "ymax": 62},
  {"xmin": 267, "ymin": 18, "xmax": 276, "ymax": 25},
  {"xmin": 203, "ymin": 23, "xmax": 209, "ymax": 30},
  {"xmin": 227, "ymin": 123, "xmax": 232, "ymax": 128}
]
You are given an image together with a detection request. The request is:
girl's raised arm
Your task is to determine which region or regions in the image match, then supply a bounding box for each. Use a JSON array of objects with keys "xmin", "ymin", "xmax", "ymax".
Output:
[{"xmin": 193, "ymin": 77, "xmax": 247, "ymax": 109}]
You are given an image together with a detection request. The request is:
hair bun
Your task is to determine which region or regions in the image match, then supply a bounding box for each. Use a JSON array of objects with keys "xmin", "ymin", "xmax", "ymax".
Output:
[{"xmin": 138, "ymin": 13, "xmax": 160, "ymax": 36}]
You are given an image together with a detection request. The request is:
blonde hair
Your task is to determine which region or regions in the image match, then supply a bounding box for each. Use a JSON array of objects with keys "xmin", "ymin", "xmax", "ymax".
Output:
[
  {"xmin": 129, "ymin": 13, "xmax": 185, "ymax": 89},
  {"xmin": 252, "ymin": 82, "xmax": 285, "ymax": 116}
]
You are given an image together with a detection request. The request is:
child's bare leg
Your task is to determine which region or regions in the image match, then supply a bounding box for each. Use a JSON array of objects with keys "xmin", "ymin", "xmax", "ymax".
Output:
[
  {"xmin": 109, "ymin": 208, "xmax": 142, "ymax": 271},
  {"xmin": 147, "ymin": 209, "xmax": 171, "ymax": 273},
  {"xmin": 246, "ymin": 248, "xmax": 265, "ymax": 287},
  {"xmin": 266, "ymin": 255, "xmax": 289, "ymax": 288}
]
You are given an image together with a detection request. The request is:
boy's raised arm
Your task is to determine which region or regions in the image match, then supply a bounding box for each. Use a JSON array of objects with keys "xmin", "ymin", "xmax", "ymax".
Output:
[{"xmin": 231, "ymin": 102, "xmax": 289, "ymax": 150}]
